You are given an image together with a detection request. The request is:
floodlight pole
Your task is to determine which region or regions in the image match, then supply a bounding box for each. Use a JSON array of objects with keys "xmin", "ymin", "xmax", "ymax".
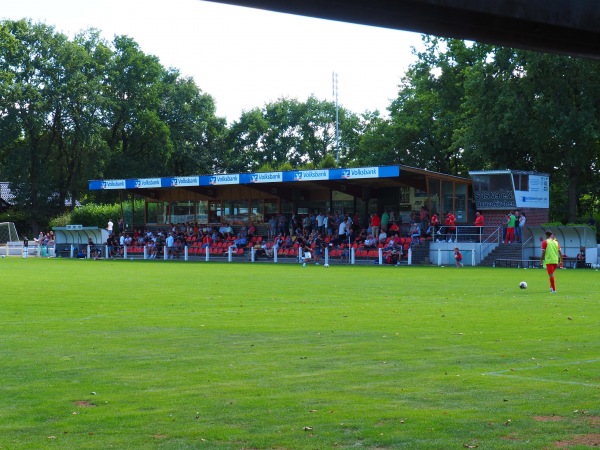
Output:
[{"xmin": 332, "ymin": 72, "xmax": 339, "ymax": 163}]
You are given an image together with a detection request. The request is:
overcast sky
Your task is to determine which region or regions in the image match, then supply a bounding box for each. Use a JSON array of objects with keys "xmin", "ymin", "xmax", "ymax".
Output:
[{"xmin": 2, "ymin": 0, "xmax": 425, "ymax": 123}]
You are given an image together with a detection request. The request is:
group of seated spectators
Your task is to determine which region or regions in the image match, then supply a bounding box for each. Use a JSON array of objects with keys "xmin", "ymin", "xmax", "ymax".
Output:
[
  {"xmin": 34, "ymin": 231, "xmax": 55, "ymax": 246},
  {"xmin": 96, "ymin": 215, "xmax": 430, "ymax": 262}
]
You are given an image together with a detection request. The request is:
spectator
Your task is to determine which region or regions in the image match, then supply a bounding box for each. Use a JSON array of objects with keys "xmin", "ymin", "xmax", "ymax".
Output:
[
  {"xmin": 222, "ymin": 223, "xmax": 234, "ymax": 239},
  {"xmin": 268, "ymin": 215, "xmax": 277, "ymax": 238},
  {"xmin": 430, "ymin": 213, "xmax": 439, "ymax": 235},
  {"xmin": 288, "ymin": 215, "xmax": 297, "ymax": 237},
  {"xmin": 444, "ymin": 211, "xmax": 456, "ymax": 241},
  {"xmin": 410, "ymin": 223, "xmax": 421, "ymax": 244},
  {"xmin": 514, "ymin": 211, "xmax": 522, "ymax": 243},
  {"xmin": 363, "ymin": 234, "xmax": 377, "ymax": 248},
  {"xmin": 247, "ymin": 222, "xmax": 256, "ymax": 238},
  {"xmin": 338, "ymin": 218, "xmax": 348, "ymax": 242},
  {"xmin": 278, "ymin": 214, "xmax": 287, "ymax": 236},
  {"xmin": 370, "ymin": 212, "xmax": 381, "ymax": 239},
  {"xmin": 384, "ymin": 248, "xmax": 400, "ymax": 265},
  {"xmin": 576, "ymin": 246, "xmax": 586, "ymax": 268},
  {"xmin": 474, "ymin": 211, "xmax": 484, "ymax": 242},
  {"xmin": 146, "ymin": 240, "xmax": 157, "ymax": 259},
  {"xmin": 518, "ymin": 212, "xmax": 527, "ymax": 242},
  {"xmin": 504, "ymin": 211, "xmax": 517, "ymax": 244},
  {"xmin": 166, "ymin": 232, "xmax": 176, "ymax": 259},
  {"xmin": 88, "ymin": 238, "xmax": 101, "ymax": 259}
]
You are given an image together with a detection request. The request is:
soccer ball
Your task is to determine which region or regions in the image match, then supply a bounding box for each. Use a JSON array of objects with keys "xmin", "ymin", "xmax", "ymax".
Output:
[
  {"xmin": 323, "ymin": 263, "xmax": 329, "ymax": 268},
  {"xmin": 519, "ymin": 281, "xmax": 527, "ymax": 289}
]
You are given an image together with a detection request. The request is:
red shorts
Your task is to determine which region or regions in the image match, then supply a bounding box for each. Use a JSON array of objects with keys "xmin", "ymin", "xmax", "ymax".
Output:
[{"xmin": 546, "ymin": 263, "xmax": 558, "ymax": 275}]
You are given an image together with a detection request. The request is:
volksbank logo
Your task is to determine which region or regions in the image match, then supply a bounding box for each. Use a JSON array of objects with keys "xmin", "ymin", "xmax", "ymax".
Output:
[
  {"xmin": 172, "ymin": 177, "xmax": 198, "ymax": 187},
  {"xmin": 251, "ymin": 172, "xmax": 282, "ymax": 183},
  {"xmin": 294, "ymin": 170, "xmax": 328, "ymax": 181},
  {"xmin": 134, "ymin": 178, "xmax": 161, "ymax": 188},
  {"xmin": 101, "ymin": 180, "xmax": 125, "ymax": 189},
  {"xmin": 342, "ymin": 167, "xmax": 378, "ymax": 179},
  {"xmin": 209, "ymin": 174, "xmax": 239, "ymax": 185}
]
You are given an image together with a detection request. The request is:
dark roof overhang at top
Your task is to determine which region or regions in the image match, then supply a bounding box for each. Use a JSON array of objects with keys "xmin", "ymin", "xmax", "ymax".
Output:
[{"xmin": 204, "ymin": 0, "xmax": 600, "ymax": 60}]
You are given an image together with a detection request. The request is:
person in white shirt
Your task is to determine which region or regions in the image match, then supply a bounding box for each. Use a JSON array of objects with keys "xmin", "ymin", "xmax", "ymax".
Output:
[
  {"xmin": 338, "ymin": 219, "xmax": 347, "ymax": 240},
  {"xmin": 166, "ymin": 233, "xmax": 175, "ymax": 259}
]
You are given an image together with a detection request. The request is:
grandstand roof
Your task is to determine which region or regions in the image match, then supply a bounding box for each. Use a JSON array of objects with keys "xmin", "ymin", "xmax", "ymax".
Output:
[{"xmin": 88, "ymin": 165, "xmax": 471, "ymax": 201}]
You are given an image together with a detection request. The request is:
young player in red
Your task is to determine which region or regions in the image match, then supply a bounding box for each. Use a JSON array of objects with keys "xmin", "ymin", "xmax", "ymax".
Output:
[{"xmin": 454, "ymin": 247, "xmax": 463, "ymax": 267}]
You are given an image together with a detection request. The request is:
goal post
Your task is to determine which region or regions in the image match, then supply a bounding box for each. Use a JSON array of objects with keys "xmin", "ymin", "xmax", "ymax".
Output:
[{"xmin": 0, "ymin": 222, "xmax": 19, "ymax": 244}]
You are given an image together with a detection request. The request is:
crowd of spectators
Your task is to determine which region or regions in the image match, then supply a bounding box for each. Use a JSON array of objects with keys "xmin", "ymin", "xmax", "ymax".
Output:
[{"xmin": 98, "ymin": 208, "xmax": 443, "ymax": 263}]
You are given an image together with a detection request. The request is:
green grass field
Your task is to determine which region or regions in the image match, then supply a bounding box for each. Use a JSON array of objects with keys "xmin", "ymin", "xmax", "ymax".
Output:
[{"xmin": 1, "ymin": 258, "xmax": 599, "ymax": 449}]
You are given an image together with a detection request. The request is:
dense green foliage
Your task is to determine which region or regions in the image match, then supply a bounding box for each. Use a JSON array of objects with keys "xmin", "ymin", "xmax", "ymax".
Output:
[
  {"xmin": 1, "ymin": 259, "xmax": 599, "ymax": 449},
  {"xmin": 2, "ymin": 20, "xmax": 600, "ymax": 231},
  {"xmin": 48, "ymin": 200, "xmax": 146, "ymax": 229}
]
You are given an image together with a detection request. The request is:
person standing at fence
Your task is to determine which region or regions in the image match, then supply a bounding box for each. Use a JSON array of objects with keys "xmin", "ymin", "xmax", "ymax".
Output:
[
  {"xmin": 474, "ymin": 211, "xmax": 484, "ymax": 242},
  {"xmin": 444, "ymin": 211, "xmax": 456, "ymax": 242},
  {"xmin": 504, "ymin": 211, "xmax": 517, "ymax": 244},
  {"xmin": 22, "ymin": 236, "xmax": 28, "ymax": 258},
  {"xmin": 514, "ymin": 211, "xmax": 522, "ymax": 243},
  {"xmin": 430, "ymin": 212, "xmax": 439, "ymax": 235},
  {"xmin": 518, "ymin": 211, "xmax": 526, "ymax": 243},
  {"xmin": 107, "ymin": 218, "xmax": 114, "ymax": 235},
  {"xmin": 540, "ymin": 230, "xmax": 562, "ymax": 293}
]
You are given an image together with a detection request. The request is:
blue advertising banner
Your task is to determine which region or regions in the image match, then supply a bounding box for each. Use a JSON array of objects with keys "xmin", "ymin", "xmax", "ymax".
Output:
[
  {"xmin": 168, "ymin": 176, "xmax": 200, "ymax": 187},
  {"xmin": 282, "ymin": 169, "xmax": 329, "ymax": 182},
  {"xmin": 240, "ymin": 172, "xmax": 283, "ymax": 184},
  {"xmin": 88, "ymin": 166, "xmax": 400, "ymax": 190}
]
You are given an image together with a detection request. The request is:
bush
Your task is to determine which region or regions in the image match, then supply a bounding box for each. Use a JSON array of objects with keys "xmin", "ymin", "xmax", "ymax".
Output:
[{"xmin": 49, "ymin": 201, "xmax": 146, "ymax": 231}]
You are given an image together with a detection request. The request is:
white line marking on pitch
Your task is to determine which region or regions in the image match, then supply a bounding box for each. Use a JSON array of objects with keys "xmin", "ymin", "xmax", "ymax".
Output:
[{"xmin": 482, "ymin": 358, "xmax": 600, "ymax": 388}]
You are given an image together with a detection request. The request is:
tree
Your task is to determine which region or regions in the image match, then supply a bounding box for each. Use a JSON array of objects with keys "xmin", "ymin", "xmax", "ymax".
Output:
[
  {"xmin": 460, "ymin": 45, "xmax": 600, "ymax": 222},
  {"xmin": 101, "ymin": 35, "xmax": 173, "ymax": 178},
  {"xmin": 50, "ymin": 29, "xmax": 110, "ymax": 209},
  {"xmin": 0, "ymin": 20, "xmax": 75, "ymax": 232},
  {"xmin": 227, "ymin": 96, "xmax": 358, "ymax": 171},
  {"xmin": 392, "ymin": 36, "xmax": 600, "ymax": 221},
  {"xmin": 388, "ymin": 37, "xmax": 480, "ymax": 174},
  {"xmin": 161, "ymin": 74, "xmax": 227, "ymax": 175}
]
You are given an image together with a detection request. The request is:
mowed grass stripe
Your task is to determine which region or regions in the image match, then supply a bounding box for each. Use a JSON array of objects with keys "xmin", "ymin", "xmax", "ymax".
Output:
[{"xmin": 0, "ymin": 258, "xmax": 598, "ymax": 449}]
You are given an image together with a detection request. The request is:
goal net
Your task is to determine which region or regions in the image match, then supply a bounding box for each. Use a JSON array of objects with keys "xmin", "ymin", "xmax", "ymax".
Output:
[{"xmin": 0, "ymin": 222, "xmax": 19, "ymax": 244}]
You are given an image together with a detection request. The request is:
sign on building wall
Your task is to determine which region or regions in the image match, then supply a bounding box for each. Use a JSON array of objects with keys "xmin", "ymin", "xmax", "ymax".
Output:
[
  {"xmin": 515, "ymin": 175, "xmax": 549, "ymax": 208},
  {"xmin": 469, "ymin": 171, "xmax": 549, "ymax": 210}
]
